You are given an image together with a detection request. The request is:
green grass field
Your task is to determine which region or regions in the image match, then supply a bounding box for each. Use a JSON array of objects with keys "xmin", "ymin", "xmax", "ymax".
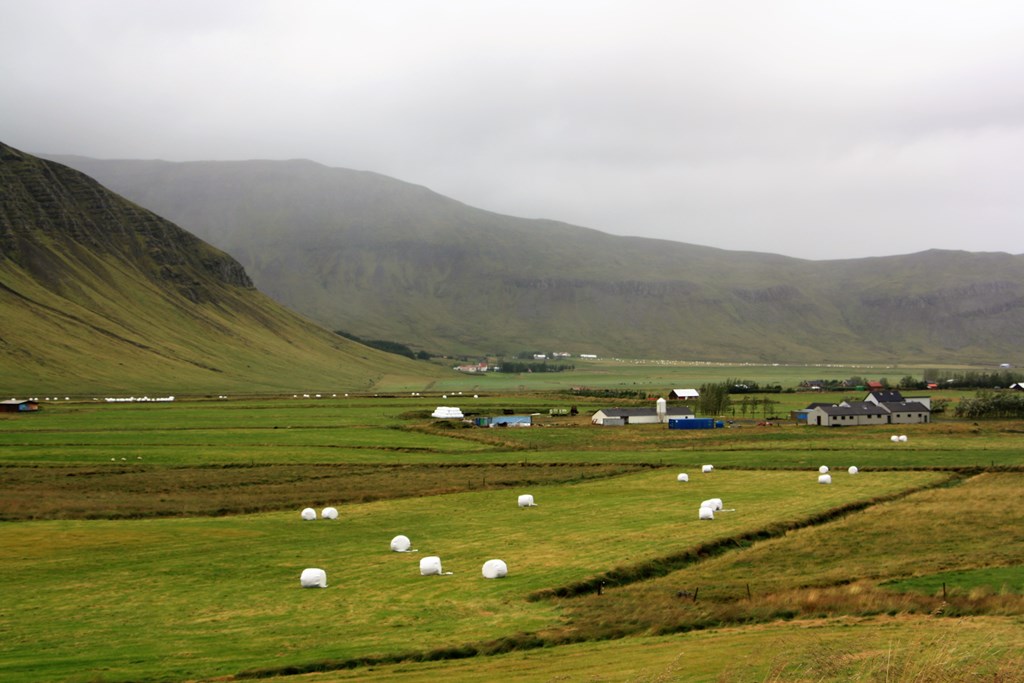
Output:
[{"xmin": 1, "ymin": 392, "xmax": 1023, "ymax": 682}]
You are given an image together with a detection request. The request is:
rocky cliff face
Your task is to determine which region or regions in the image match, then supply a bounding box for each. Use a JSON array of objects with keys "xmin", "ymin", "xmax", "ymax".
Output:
[{"xmin": 1, "ymin": 143, "xmax": 252, "ymax": 305}]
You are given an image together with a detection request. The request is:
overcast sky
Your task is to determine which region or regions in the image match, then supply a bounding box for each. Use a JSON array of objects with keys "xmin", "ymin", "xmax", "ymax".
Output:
[{"xmin": 3, "ymin": 1, "xmax": 1023, "ymax": 260}]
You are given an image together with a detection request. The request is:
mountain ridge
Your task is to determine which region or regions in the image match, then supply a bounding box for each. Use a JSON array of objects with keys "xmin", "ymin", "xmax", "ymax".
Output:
[
  {"xmin": 1, "ymin": 143, "xmax": 442, "ymax": 394},
  {"xmin": 41, "ymin": 153, "xmax": 1024, "ymax": 365}
]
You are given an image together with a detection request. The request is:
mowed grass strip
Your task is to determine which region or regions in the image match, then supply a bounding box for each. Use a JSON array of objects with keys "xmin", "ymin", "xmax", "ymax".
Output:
[
  {"xmin": 0, "ymin": 463, "xmax": 651, "ymax": 520},
  {"xmin": 0, "ymin": 469, "xmax": 941, "ymax": 682},
  {"xmin": 560, "ymin": 472, "xmax": 1024, "ymax": 639},
  {"xmin": 277, "ymin": 616, "xmax": 1024, "ymax": 683}
]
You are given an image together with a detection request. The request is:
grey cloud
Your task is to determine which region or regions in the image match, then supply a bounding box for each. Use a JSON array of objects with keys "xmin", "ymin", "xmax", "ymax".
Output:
[{"xmin": 3, "ymin": 0, "xmax": 1024, "ymax": 259}]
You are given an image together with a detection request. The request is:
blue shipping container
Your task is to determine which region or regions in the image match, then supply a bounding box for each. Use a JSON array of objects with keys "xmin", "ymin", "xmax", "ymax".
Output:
[{"xmin": 668, "ymin": 418, "xmax": 716, "ymax": 430}]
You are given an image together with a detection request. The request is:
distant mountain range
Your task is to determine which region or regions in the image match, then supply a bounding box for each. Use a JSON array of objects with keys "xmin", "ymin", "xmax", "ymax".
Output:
[
  {"xmin": 1, "ymin": 143, "xmax": 441, "ymax": 394},
  {"xmin": 40, "ymin": 153, "xmax": 1024, "ymax": 366}
]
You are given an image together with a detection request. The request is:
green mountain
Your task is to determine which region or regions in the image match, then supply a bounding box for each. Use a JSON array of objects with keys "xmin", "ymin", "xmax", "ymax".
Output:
[
  {"xmin": 44, "ymin": 155, "xmax": 1024, "ymax": 365},
  {"xmin": 0, "ymin": 143, "xmax": 442, "ymax": 394}
]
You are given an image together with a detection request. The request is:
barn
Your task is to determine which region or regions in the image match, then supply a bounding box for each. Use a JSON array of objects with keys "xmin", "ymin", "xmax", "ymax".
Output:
[
  {"xmin": 1, "ymin": 399, "xmax": 39, "ymax": 413},
  {"xmin": 592, "ymin": 405, "xmax": 694, "ymax": 425},
  {"xmin": 669, "ymin": 388, "xmax": 700, "ymax": 400}
]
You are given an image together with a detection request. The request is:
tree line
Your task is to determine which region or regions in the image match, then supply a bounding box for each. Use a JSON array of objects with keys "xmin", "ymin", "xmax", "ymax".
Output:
[
  {"xmin": 696, "ymin": 383, "xmax": 784, "ymax": 419},
  {"xmin": 498, "ymin": 361, "xmax": 574, "ymax": 374},
  {"xmin": 920, "ymin": 369, "xmax": 1024, "ymax": 390},
  {"xmin": 954, "ymin": 390, "xmax": 1024, "ymax": 419}
]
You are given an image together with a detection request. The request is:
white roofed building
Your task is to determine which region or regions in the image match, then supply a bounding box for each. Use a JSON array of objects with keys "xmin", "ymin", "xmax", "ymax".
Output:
[{"xmin": 669, "ymin": 389, "xmax": 700, "ymax": 400}]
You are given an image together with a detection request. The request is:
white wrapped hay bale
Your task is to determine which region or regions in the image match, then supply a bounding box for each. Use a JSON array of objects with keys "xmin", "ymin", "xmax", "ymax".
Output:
[
  {"xmin": 848, "ymin": 466, "xmax": 859, "ymax": 475},
  {"xmin": 698, "ymin": 506, "xmax": 715, "ymax": 520},
  {"xmin": 300, "ymin": 507, "xmax": 317, "ymax": 521},
  {"xmin": 482, "ymin": 559, "xmax": 508, "ymax": 579},
  {"xmin": 891, "ymin": 435, "xmax": 900, "ymax": 443},
  {"xmin": 420, "ymin": 556, "xmax": 443, "ymax": 576},
  {"xmin": 702, "ymin": 464, "xmax": 714, "ymax": 473},
  {"xmin": 819, "ymin": 465, "xmax": 829, "ymax": 474},
  {"xmin": 321, "ymin": 507, "xmax": 338, "ymax": 520},
  {"xmin": 818, "ymin": 474, "xmax": 832, "ymax": 484},
  {"xmin": 390, "ymin": 534, "xmax": 412, "ymax": 552},
  {"xmin": 518, "ymin": 494, "xmax": 537, "ymax": 507},
  {"xmin": 677, "ymin": 473, "xmax": 689, "ymax": 482},
  {"xmin": 899, "ymin": 435, "xmax": 908, "ymax": 442},
  {"xmin": 300, "ymin": 568, "xmax": 327, "ymax": 588},
  {"xmin": 702, "ymin": 498, "xmax": 723, "ymax": 511}
]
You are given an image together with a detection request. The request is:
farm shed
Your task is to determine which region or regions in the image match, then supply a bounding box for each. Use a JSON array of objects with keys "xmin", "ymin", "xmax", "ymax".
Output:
[
  {"xmin": 1, "ymin": 399, "xmax": 39, "ymax": 412},
  {"xmin": 476, "ymin": 415, "xmax": 532, "ymax": 427},
  {"xmin": 805, "ymin": 395, "xmax": 930, "ymax": 427},
  {"xmin": 866, "ymin": 390, "xmax": 932, "ymax": 411},
  {"xmin": 592, "ymin": 406, "xmax": 694, "ymax": 425},
  {"xmin": 669, "ymin": 388, "xmax": 700, "ymax": 400},
  {"xmin": 879, "ymin": 401, "xmax": 931, "ymax": 424}
]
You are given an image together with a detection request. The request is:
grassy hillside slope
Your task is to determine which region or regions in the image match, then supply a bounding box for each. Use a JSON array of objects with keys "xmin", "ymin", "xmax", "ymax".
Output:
[
  {"xmin": 0, "ymin": 143, "xmax": 443, "ymax": 394},
  {"xmin": 45, "ymin": 155, "xmax": 1024, "ymax": 364}
]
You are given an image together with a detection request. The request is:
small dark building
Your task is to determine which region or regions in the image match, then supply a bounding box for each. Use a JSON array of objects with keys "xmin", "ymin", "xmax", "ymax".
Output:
[{"xmin": 1, "ymin": 399, "xmax": 40, "ymax": 412}]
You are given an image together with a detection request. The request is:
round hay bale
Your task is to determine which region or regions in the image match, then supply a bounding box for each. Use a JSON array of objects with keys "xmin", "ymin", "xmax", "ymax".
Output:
[
  {"xmin": 891, "ymin": 435, "xmax": 900, "ymax": 443},
  {"xmin": 677, "ymin": 473, "xmax": 689, "ymax": 482},
  {"xmin": 482, "ymin": 559, "xmax": 508, "ymax": 579},
  {"xmin": 321, "ymin": 506, "xmax": 338, "ymax": 520},
  {"xmin": 698, "ymin": 506, "xmax": 715, "ymax": 520},
  {"xmin": 818, "ymin": 474, "xmax": 832, "ymax": 484},
  {"xmin": 819, "ymin": 465, "xmax": 829, "ymax": 474},
  {"xmin": 518, "ymin": 494, "xmax": 536, "ymax": 507},
  {"xmin": 390, "ymin": 534, "xmax": 412, "ymax": 552},
  {"xmin": 707, "ymin": 497, "xmax": 723, "ymax": 511},
  {"xmin": 899, "ymin": 435, "xmax": 908, "ymax": 442},
  {"xmin": 420, "ymin": 556, "xmax": 443, "ymax": 576},
  {"xmin": 702, "ymin": 464, "xmax": 714, "ymax": 473},
  {"xmin": 300, "ymin": 507, "xmax": 317, "ymax": 521},
  {"xmin": 299, "ymin": 568, "xmax": 327, "ymax": 588},
  {"xmin": 848, "ymin": 466, "xmax": 859, "ymax": 475}
]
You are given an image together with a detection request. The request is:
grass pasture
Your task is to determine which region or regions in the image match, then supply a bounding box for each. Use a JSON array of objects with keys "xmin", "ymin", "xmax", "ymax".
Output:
[
  {"xmin": 1, "ymin": 469, "xmax": 945, "ymax": 681},
  {"xmin": 2, "ymin": 395, "xmax": 1024, "ymax": 682}
]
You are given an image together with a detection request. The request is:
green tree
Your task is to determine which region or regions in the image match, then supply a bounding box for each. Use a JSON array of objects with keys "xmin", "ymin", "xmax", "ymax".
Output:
[{"xmin": 697, "ymin": 383, "xmax": 732, "ymax": 416}]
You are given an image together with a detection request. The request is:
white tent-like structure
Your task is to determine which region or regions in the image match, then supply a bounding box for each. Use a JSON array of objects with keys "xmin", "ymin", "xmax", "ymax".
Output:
[
  {"xmin": 321, "ymin": 507, "xmax": 339, "ymax": 520},
  {"xmin": 677, "ymin": 473, "xmax": 689, "ymax": 482},
  {"xmin": 482, "ymin": 559, "xmax": 508, "ymax": 579},
  {"xmin": 819, "ymin": 465, "xmax": 829, "ymax": 474},
  {"xmin": 300, "ymin": 507, "xmax": 317, "ymax": 521},
  {"xmin": 300, "ymin": 568, "xmax": 327, "ymax": 588},
  {"xmin": 818, "ymin": 474, "xmax": 832, "ymax": 484},
  {"xmin": 848, "ymin": 466, "xmax": 859, "ymax": 475},
  {"xmin": 702, "ymin": 464, "xmax": 714, "ymax": 473},
  {"xmin": 431, "ymin": 406, "xmax": 464, "ymax": 418},
  {"xmin": 518, "ymin": 494, "xmax": 537, "ymax": 507},
  {"xmin": 390, "ymin": 535, "xmax": 414, "ymax": 552},
  {"xmin": 698, "ymin": 506, "xmax": 715, "ymax": 520},
  {"xmin": 420, "ymin": 556, "xmax": 444, "ymax": 576}
]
